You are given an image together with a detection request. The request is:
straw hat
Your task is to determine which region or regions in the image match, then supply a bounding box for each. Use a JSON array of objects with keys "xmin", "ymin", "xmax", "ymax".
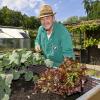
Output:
[{"xmin": 39, "ymin": 4, "xmax": 56, "ymax": 18}]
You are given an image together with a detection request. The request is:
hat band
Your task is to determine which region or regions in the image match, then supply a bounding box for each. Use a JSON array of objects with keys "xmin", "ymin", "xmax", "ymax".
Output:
[{"xmin": 40, "ymin": 12, "xmax": 54, "ymax": 16}]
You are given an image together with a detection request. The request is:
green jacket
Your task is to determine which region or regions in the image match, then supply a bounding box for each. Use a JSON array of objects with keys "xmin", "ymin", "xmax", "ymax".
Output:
[{"xmin": 35, "ymin": 22, "xmax": 75, "ymax": 67}]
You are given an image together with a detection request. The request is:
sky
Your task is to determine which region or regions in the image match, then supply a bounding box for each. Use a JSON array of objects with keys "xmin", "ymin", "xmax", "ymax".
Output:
[{"xmin": 0, "ymin": 0, "xmax": 86, "ymax": 21}]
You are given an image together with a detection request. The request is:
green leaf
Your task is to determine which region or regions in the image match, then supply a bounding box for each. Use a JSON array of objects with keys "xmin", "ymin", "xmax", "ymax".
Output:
[
  {"xmin": 21, "ymin": 51, "xmax": 32, "ymax": 63},
  {"xmin": 44, "ymin": 59, "xmax": 53, "ymax": 67},
  {"xmin": 0, "ymin": 74, "xmax": 5, "ymax": 79},
  {"xmin": 2, "ymin": 54, "xmax": 10, "ymax": 68},
  {"xmin": 24, "ymin": 71, "xmax": 33, "ymax": 81},
  {"xmin": 0, "ymin": 55, "xmax": 4, "ymax": 60},
  {"xmin": 0, "ymin": 74, "xmax": 11, "ymax": 100},
  {"xmin": 5, "ymin": 74, "xmax": 13, "ymax": 86},
  {"xmin": 13, "ymin": 70, "xmax": 20, "ymax": 80},
  {"xmin": 32, "ymin": 53, "xmax": 45, "ymax": 65},
  {"xmin": 2, "ymin": 94, "xmax": 9, "ymax": 100},
  {"xmin": 9, "ymin": 50, "xmax": 20, "ymax": 65},
  {"xmin": 33, "ymin": 53, "xmax": 41, "ymax": 61}
]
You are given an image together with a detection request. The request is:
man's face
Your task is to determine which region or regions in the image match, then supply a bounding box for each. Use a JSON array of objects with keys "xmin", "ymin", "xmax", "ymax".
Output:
[{"xmin": 40, "ymin": 15, "xmax": 54, "ymax": 31}]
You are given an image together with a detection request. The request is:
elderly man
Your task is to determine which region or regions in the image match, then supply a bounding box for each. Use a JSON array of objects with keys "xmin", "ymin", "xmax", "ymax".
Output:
[{"xmin": 35, "ymin": 4, "xmax": 75, "ymax": 67}]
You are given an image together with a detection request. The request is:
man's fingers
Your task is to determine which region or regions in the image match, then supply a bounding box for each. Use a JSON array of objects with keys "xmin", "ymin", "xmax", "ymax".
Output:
[{"xmin": 35, "ymin": 45, "xmax": 41, "ymax": 52}]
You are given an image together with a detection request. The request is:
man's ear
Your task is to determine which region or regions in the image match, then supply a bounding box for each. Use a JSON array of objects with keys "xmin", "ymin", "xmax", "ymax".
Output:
[{"xmin": 53, "ymin": 16, "xmax": 55, "ymax": 22}]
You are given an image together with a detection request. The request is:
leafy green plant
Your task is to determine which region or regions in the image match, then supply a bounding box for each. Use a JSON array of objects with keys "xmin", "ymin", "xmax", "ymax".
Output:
[
  {"xmin": 12, "ymin": 70, "xmax": 21, "ymax": 80},
  {"xmin": 0, "ymin": 49, "xmax": 45, "ymax": 100},
  {"xmin": 67, "ymin": 20, "xmax": 100, "ymax": 49},
  {"xmin": 24, "ymin": 71, "xmax": 33, "ymax": 81},
  {"xmin": 9, "ymin": 50, "xmax": 21, "ymax": 66},
  {"xmin": 44, "ymin": 59, "xmax": 53, "ymax": 67},
  {"xmin": 33, "ymin": 53, "xmax": 45, "ymax": 65},
  {"xmin": 0, "ymin": 49, "xmax": 45, "ymax": 72},
  {"xmin": 83, "ymin": 38, "xmax": 100, "ymax": 48},
  {"xmin": 0, "ymin": 73, "xmax": 13, "ymax": 100}
]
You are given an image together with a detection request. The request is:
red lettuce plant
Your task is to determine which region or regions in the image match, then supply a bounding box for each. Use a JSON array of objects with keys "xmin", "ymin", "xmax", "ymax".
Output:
[{"xmin": 34, "ymin": 58, "xmax": 87, "ymax": 96}]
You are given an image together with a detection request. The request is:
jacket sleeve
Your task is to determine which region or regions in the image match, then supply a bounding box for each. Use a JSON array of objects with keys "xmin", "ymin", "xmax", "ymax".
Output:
[
  {"xmin": 60, "ymin": 24, "xmax": 75, "ymax": 59},
  {"xmin": 35, "ymin": 26, "xmax": 42, "ymax": 47}
]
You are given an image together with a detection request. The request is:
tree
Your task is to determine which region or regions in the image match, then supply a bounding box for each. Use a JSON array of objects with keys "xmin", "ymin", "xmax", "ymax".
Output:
[
  {"xmin": 10, "ymin": 11, "xmax": 23, "ymax": 27},
  {"xmin": 89, "ymin": 0, "xmax": 100, "ymax": 19},
  {"xmin": 0, "ymin": 6, "xmax": 11, "ymax": 26},
  {"xmin": 0, "ymin": 9, "xmax": 3, "ymax": 25},
  {"xmin": 0, "ymin": 6, "xmax": 23, "ymax": 26},
  {"xmin": 63, "ymin": 16, "xmax": 79, "ymax": 25},
  {"xmin": 22, "ymin": 15, "xmax": 40, "ymax": 30},
  {"xmin": 83, "ymin": 0, "xmax": 91, "ymax": 16},
  {"xmin": 0, "ymin": 6, "xmax": 40, "ymax": 29},
  {"xmin": 79, "ymin": 16, "xmax": 87, "ymax": 21},
  {"xmin": 83, "ymin": 0, "xmax": 100, "ymax": 19}
]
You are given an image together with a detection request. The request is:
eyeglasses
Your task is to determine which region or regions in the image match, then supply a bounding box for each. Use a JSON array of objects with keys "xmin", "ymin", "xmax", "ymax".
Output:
[{"xmin": 40, "ymin": 16, "xmax": 53, "ymax": 22}]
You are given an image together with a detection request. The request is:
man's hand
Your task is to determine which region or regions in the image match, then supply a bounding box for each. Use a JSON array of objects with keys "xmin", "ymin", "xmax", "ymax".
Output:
[{"xmin": 35, "ymin": 44, "xmax": 41, "ymax": 52}]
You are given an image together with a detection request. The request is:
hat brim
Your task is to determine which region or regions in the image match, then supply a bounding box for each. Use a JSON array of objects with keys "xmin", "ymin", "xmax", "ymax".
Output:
[{"xmin": 39, "ymin": 12, "xmax": 56, "ymax": 19}]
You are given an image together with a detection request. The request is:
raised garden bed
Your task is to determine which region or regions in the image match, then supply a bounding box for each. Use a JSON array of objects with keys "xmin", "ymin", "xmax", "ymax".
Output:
[
  {"xmin": 10, "ymin": 76, "xmax": 100, "ymax": 100},
  {"xmin": 76, "ymin": 85, "xmax": 100, "ymax": 100},
  {"xmin": 0, "ymin": 49, "xmax": 100, "ymax": 100}
]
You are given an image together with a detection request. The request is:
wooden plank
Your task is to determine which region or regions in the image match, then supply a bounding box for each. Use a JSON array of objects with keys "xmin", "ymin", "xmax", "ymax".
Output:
[{"xmin": 76, "ymin": 85, "xmax": 100, "ymax": 100}]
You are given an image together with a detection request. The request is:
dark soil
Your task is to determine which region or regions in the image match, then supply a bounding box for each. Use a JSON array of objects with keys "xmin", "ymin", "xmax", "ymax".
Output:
[
  {"xmin": 9, "ymin": 77, "xmax": 97, "ymax": 100},
  {"xmin": 10, "ymin": 77, "xmax": 64, "ymax": 100}
]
